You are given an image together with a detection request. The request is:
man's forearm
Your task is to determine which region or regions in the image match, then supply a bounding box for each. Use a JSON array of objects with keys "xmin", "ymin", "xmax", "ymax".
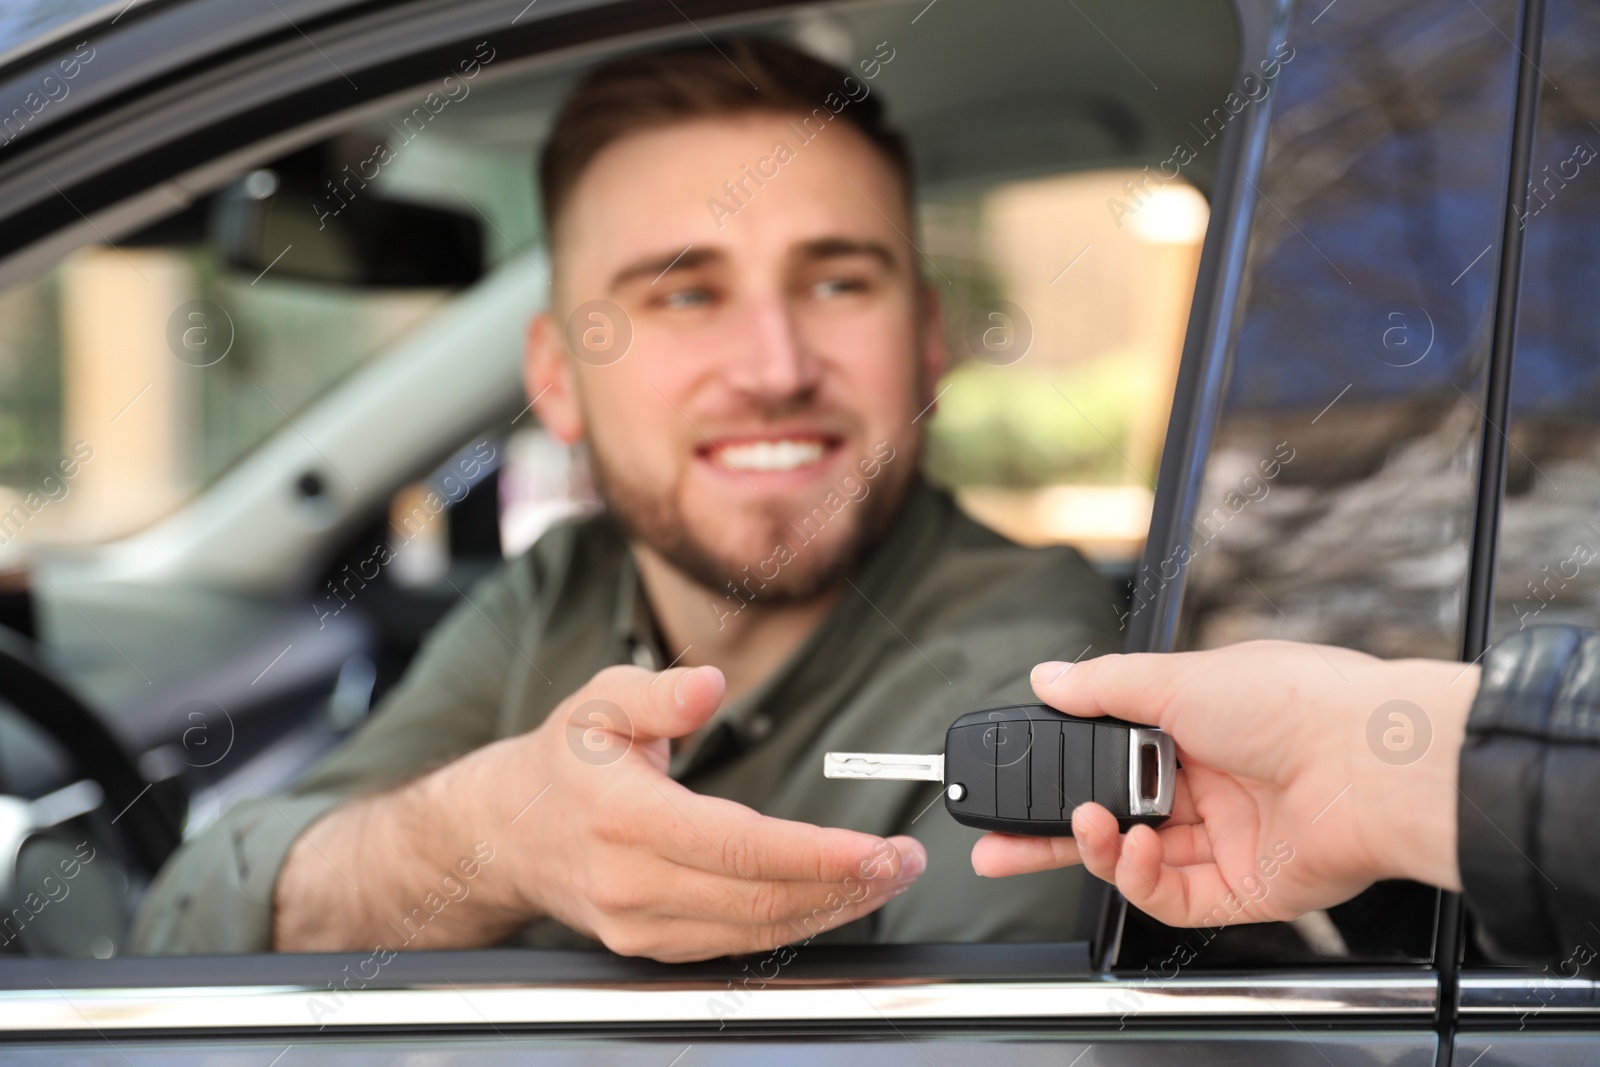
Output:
[{"xmin": 271, "ymin": 769, "xmax": 531, "ymax": 952}]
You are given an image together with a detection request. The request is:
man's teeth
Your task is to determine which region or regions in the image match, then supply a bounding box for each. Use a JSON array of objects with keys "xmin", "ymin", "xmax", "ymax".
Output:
[{"xmin": 716, "ymin": 439, "xmax": 826, "ymax": 472}]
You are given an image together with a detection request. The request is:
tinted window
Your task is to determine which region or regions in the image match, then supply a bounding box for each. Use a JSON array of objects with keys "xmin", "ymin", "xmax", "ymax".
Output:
[
  {"xmin": 1488, "ymin": 0, "xmax": 1600, "ymax": 647},
  {"xmin": 1133, "ymin": 0, "xmax": 1525, "ymax": 968}
]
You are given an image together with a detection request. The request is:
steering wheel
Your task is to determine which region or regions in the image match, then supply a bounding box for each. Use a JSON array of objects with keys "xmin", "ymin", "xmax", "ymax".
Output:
[{"xmin": 0, "ymin": 625, "xmax": 183, "ymax": 881}]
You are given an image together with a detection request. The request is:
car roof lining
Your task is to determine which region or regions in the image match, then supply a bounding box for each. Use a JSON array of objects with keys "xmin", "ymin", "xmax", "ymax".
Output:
[{"xmin": 0, "ymin": 0, "xmax": 1239, "ymax": 289}]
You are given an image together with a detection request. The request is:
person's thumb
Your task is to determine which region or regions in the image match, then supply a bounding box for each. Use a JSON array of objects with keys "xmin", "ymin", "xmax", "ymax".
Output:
[
  {"xmin": 563, "ymin": 663, "xmax": 725, "ymax": 765},
  {"xmin": 1030, "ymin": 654, "xmax": 1167, "ymax": 727}
]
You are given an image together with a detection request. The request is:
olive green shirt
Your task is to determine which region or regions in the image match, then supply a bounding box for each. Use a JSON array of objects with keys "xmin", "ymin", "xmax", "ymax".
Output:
[{"xmin": 132, "ymin": 480, "xmax": 1120, "ymax": 955}]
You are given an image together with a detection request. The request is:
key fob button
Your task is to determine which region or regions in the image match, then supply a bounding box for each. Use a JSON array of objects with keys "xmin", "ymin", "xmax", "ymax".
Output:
[
  {"xmin": 943, "ymin": 724, "xmax": 996, "ymax": 818},
  {"xmin": 1092, "ymin": 722, "xmax": 1131, "ymax": 817},
  {"xmin": 994, "ymin": 720, "xmax": 1031, "ymax": 821},
  {"xmin": 1027, "ymin": 720, "xmax": 1064, "ymax": 822},
  {"xmin": 1062, "ymin": 719, "xmax": 1097, "ymax": 819}
]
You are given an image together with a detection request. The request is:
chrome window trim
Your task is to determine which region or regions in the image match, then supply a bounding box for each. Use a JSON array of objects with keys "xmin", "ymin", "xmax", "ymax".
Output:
[
  {"xmin": 1459, "ymin": 974, "xmax": 1600, "ymax": 1014},
  {"xmin": 0, "ymin": 974, "xmax": 1436, "ymax": 1033}
]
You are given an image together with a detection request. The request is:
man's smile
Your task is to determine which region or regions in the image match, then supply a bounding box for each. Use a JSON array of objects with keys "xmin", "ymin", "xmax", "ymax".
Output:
[{"xmin": 697, "ymin": 431, "xmax": 845, "ymax": 477}]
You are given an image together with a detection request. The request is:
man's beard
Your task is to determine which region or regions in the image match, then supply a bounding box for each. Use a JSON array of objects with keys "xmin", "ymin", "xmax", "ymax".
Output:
[{"xmin": 587, "ymin": 440, "xmax": 915, "ymax": 606}]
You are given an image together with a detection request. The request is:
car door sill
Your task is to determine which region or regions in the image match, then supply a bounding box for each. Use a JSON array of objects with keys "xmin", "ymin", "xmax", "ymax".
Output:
[{"xmin": 0, "ymin": 972, "xmax": 1438, "ymax": 1033}]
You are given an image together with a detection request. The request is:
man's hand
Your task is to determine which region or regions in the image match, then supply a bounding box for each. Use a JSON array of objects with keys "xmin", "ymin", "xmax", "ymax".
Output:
[
  {"xmin": 969, "ymin": 641, "xmax": 1473, "ymax": 928},
  {"xmin": 275, "ymin": 664, "xmax": 925, "ymax": 961}
]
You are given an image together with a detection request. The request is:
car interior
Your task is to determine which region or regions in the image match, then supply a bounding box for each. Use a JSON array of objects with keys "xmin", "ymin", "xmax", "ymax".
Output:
[{"xmin": 0, "ymin": 0, "xmax": 1254, "ymax": 965}]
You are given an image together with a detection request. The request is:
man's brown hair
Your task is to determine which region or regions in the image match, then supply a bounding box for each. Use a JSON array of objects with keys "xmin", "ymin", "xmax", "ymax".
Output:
[{"xmin": 538, "ymin": 36, "xmax": 912, "ymax": 240}]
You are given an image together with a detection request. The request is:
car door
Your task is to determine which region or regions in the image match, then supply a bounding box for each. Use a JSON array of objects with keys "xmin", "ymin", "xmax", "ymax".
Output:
[
  {"xmin": 0, "ymin": 0, "xmax": 1533, "ymax": 1062},
  {"xmin": 1453, "ymin": 0, "xmax": 1600, "ymax": 1061}
]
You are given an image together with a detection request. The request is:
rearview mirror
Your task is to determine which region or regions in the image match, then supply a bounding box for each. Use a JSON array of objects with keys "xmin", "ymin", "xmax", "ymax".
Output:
[{"xmin": 211, "ymin": 168, "xmax": 484, "ymax": 288}]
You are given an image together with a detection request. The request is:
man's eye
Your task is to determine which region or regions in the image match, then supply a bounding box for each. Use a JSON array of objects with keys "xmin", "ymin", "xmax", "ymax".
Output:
[
  {"xmin": 812, "ymin": 277, "xmax": 867, "ymax": 298},
  {"xmin": 661, "ymin": 288, "xmax": 712, "ymax": 309}
]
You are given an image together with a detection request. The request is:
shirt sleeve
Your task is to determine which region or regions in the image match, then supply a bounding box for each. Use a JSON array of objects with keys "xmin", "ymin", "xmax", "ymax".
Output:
[{"xmin": 130, "ymin": 553, "xmax": 542, "ymax": 956}]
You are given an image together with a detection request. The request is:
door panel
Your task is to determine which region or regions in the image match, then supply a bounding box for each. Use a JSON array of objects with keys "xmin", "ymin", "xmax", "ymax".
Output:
[
  {"xmin": 0, "ymin": 1033, "xmax": 1438, "ymax": 1066},
  {"xmin": 1457, "ymin": 1034, "xmax": 1600, "ymax": 1067}
]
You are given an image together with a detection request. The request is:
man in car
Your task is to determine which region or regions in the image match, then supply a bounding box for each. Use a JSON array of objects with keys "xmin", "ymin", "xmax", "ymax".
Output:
[{"xmin": 133, "ymin": 36, "xmax": 1120, "ymax": 960}]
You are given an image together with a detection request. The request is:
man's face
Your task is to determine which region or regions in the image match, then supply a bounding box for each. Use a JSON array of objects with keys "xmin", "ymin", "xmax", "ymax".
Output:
[{"xmin": 528, "ymin": 112, "xmax": 943, "ymax": 602}]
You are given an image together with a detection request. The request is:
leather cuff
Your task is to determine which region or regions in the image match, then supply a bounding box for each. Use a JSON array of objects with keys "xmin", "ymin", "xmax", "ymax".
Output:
[{"xmin": 1458, "ymin": 626, "xmax": 1600, "ymax": 966}]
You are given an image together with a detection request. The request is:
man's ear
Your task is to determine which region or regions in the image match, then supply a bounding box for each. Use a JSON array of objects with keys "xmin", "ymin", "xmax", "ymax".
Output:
[
  {"xmin": 525, "ymin": 311, "xmax": 586, "ymax": 445},
  {"xmin": 916, "ymin": 281, "xmax": 949, "ymax": 407}
]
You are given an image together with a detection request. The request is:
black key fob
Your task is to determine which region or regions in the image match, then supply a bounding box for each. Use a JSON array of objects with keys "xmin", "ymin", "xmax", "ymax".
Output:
[{"xmin": 943, "ymin": 703, "xmax": 1175, "ymax": 836}]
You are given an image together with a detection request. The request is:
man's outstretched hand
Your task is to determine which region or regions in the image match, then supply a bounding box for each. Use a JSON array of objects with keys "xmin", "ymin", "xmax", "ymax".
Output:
[
  {"xmin": 970, "ymin": 641, "xmax": 1474, "ymax": 927},
  {"xmin": 275, "ymin": 664, "xmax": 925, "ymax": 961}
]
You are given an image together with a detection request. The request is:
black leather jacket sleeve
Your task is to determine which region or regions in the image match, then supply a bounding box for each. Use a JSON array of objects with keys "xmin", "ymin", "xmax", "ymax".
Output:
[{"xmin": 1459, "ymin": 625, "xmax": 1600, "ymax": 972}]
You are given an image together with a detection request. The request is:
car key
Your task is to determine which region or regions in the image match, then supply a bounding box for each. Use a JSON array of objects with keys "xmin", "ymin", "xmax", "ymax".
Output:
[{"xmin": 823, "ymin": 702, "xmax": 1175, "ymax": 836}]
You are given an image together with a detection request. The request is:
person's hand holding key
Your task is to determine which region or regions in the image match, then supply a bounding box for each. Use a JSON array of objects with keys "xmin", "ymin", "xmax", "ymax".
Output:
[{"xmin": 969, "ymin": 642, "xmax": 1473, "ymax": 928}]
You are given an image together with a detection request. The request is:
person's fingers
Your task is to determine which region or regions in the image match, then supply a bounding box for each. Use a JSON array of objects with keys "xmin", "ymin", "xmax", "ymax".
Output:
[
  {"xmin": 590, "ymin": 838, "xmax": 925, "ymax": 962},
  {"xmin": 970, "ymin": 832, "xmax": 1083, "ymax": 877},
  {"xmin": 601, "ymin": 915, "xmax": 796, "ymax": 963},
  {"xmin": 1115, "ymin": 823, "xmax": 1171, "ymax": 907},
  {"xmin": 605, "ymin": 870, "xmax": 914, "ymax": 963},
  {"xmin": 1030, "ymin": 654, "xmax": 1180, "ymax": 727},
  {"xmin": 1142, "ymin": 820, "xmax": 1215, "ymax": 868},
  {"xmin": 1167, "ymin": 764, "xmax": 1199, "ymax": 824},
  {"xmin": 571, "ymin": 664, "xmax": 726, "ymax": 748},
  {"xmin": 1070, "ymin": 804, "xmax": 1125, "ymax": 884},
  {"xmin": 1114, "ymin": 824, "xmax": 1250, "ymax": 928},
  {"xmin": 644, "ymin": 854, "xmax": 922, "ymax": 931},
  {"xmin": 973, "ymin": 800, "xmax": 1212, "ymax": 884},
  {"xmin": 642, "ymin": 781, "xmax": 925, "ymax": 885}
]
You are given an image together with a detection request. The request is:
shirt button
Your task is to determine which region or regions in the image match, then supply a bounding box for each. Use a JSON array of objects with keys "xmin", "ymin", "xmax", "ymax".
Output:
[{"xmin": 747, "ymin": 715, "xmax": 773, "ymax": 739}]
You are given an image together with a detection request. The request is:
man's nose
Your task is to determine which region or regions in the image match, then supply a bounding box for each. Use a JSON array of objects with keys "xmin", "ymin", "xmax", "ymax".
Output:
[{"xmin": 723, "ymin": 294, "xmax": 820, "ymax": 401}]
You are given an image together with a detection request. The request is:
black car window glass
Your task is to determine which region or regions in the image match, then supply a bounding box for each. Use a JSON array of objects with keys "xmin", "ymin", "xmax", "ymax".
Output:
[{"xmin": 1139, "ymin": 0, "xmax": 1526, "ymax": 970}]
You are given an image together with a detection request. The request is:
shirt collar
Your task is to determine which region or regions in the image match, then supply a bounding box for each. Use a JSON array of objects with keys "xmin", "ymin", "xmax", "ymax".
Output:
[
  {"xmin": 612, "ymin": 548, "xmax": 665, "ymax": 670},
  {"xmin": 612, "ymin": 478, "xmax": 951, "ymax": 773}
]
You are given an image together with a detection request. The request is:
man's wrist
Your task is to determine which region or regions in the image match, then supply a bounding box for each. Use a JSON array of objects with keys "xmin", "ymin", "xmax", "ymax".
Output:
[
  {"xmin": 1368, "ymin": 661, "xmax": 1473, "ymax": 892},
  {"xmin": 272, "ymin": 750, "xmax": 536, "ymax": 952},
  {"xmin": 272, "ymin": 809, "xmax": 348, "ymax": 951},
  {"xmin": 411, "ymin": 743, "xmax": 544, "ymax": 928}
]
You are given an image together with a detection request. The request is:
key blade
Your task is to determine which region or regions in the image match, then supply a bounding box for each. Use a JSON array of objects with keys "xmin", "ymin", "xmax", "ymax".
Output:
[{"xmin": 823, "ymin": 752, "xmax": 945, "ymax": 782}]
